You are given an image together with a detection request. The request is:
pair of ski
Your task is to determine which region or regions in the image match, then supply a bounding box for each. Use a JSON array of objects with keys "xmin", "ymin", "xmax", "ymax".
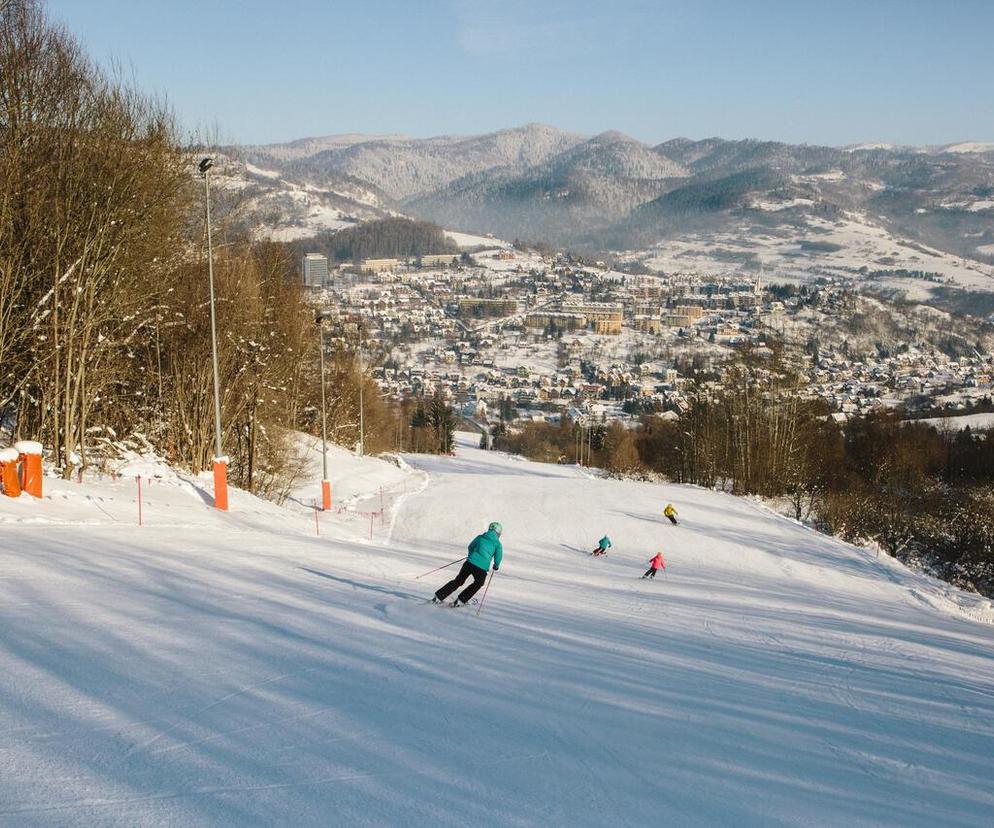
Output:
[{"xmin": 429, "ymin": 597, "xmax": 478, "ymax": 608}]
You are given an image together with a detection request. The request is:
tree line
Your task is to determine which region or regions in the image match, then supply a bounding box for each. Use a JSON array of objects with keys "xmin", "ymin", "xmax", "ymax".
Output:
[{"xmin": 0, "ymin": 0, "xmax": 452, "ymax": 500}]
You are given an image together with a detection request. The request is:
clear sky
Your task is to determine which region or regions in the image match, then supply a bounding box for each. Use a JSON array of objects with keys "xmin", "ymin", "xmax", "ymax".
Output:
[{"xmin": 46, "ymin": 0, "xmax": 994, "ymax": 147}]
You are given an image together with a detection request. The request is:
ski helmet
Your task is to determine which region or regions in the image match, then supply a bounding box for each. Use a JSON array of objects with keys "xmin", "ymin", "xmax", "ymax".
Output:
[{"xmin": 488, "ymin": 521, "xmax": 503, "ymax": 535}]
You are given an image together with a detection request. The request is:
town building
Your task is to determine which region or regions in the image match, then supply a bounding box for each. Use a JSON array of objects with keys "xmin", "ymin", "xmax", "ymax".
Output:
[
  {"xmin": 458, "ymin": 298, "xmax": 519, "ymax": 318},
  {"xmin": 360, "ymin": 258, "xmax": 403, "ymax": 274},
  {"xmin": 525, "ymin": 311, "xmax": 587, "ymax": 331},
  {"xmin": 420, "ymin": 253, "xmax": 461, "ymax": 268},
  {"xmin": 561, "ymin": 301, "xmax": 624, "ymax": 334},
  {"xmin": 302, "ymin": 253, "xmax": 329, "ymax": 288}
]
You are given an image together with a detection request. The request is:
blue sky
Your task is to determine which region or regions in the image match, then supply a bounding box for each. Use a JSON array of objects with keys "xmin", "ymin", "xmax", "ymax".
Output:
[{"xmin": 47, "ymin": 0, "xmax": 994, "ymax": 146}]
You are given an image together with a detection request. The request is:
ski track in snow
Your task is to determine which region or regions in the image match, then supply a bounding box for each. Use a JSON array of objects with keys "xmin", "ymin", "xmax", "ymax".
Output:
[{"xmin": 0, "ymin": 433, "xmax": 993, "ymax": 826}]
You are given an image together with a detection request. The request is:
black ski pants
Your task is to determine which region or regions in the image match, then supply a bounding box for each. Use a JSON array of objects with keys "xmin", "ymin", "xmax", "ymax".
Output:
[
  {"xmin": 643, "ymin": 568, "xmax": 657, "ymax": 578},
  {"xmin": 436, "ymin": 560, "xmax": 488, "ymax": 603},
  {"xmin": 666, "ymin": 514, "xmax": 678, "ymax": 526}
]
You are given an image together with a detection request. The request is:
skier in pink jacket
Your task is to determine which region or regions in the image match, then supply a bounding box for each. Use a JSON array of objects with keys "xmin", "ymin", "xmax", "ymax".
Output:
[{"xmin": 642, "ymin": 552, "xmax": 665, "ymax": 579}]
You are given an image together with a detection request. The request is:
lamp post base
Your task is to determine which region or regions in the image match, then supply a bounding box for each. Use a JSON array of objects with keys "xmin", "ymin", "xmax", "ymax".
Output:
[{"xmin": 213, "ymin": 459, "xmax": 229, "ymax": 511}]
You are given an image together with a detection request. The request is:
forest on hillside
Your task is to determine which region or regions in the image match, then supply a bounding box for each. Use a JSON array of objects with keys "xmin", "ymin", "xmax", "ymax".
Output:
[{"xmin": 320, "ymin": 217, "xmax": 457, "ymax": 263}]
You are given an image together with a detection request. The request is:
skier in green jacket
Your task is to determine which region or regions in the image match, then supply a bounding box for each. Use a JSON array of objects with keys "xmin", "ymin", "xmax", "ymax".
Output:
[
  {"xmin": 434, "ymin": 522, "xmax": 503, "ymax": 607},
  {"xmin": 591, "ymin": 535, "xmax": 612, "ymax": 556}
]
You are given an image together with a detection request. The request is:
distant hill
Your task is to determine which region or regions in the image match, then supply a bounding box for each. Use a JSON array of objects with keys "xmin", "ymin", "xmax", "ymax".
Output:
[
  {"xmin": 246, "ymin": 123, "xmax": 586, "ymax": 202},
  {"xmin": 405, "ymin": 130, "xmax": 690, "ymax": 243}
]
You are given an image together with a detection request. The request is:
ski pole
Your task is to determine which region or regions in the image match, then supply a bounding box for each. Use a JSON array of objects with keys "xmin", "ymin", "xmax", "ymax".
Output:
[
  {"xmin": 476, "ymin": 570, "xmax": 496, "ymax": 617},
  {"xmin": 415, "ymin": 558, "xmax": 463, "ymax": 580}
]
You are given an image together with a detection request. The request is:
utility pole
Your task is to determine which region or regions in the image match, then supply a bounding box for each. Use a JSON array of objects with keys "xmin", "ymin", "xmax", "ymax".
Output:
[
  {"xmin": 154, "ymin": 311, "xmax": 163, "ymax": 433},
  {"xmin": 356, "ymin": 332, "xmax": 365, "ymax": 457},
  {"xmin": 199, "ymin": 157, "xmax": 227, "ymax": 510}
]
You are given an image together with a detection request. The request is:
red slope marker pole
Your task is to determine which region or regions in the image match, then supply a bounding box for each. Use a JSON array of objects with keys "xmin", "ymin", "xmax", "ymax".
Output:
[{"xmin": 314, "ymin": 499, "xmax": 320, "ymax": 536}]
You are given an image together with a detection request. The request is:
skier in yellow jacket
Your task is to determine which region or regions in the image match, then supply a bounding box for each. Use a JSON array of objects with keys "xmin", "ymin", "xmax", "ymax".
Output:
[{"xmin": 663, "ymin": 503, "xmax": 678, "ymax": 526}]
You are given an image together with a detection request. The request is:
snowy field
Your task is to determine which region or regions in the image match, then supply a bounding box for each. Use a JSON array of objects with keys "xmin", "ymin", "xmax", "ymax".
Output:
[
  {"xmin": 641, "ymin": 211, "xmax": 994, "ymax": 296},
  {"xmin": 1, "ymin": 435, "xmax": 993, "ymax": 826},
  {"xmin": 915, "ymin": 412, "xmax": 994, "ymax": 431},
  {"xmin": 444, "ymin": 230, "xmax": 512, "ymax": 250}
]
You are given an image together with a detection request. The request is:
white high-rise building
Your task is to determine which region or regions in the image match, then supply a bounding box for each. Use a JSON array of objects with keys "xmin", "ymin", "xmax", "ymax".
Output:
[{"xmin": 302, "ymin": 253, "xmax": 329, "ymax": 288}]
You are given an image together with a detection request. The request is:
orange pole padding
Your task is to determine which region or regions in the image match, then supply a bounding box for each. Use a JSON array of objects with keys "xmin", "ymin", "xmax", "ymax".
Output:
[
  {"xmin": 0, "ymin": 448, "xmax": 21, "ymax": 497},
  {"xmin": 213, "ymin": 458, "xmax": 229, "ymax": 511},
  {"xmin": 14, "ymin": 440, "xmax": 43, "ymax": 498},
  {"xmin": 322, "ymin": 479, "xmax": 332, "ymax": 511}
]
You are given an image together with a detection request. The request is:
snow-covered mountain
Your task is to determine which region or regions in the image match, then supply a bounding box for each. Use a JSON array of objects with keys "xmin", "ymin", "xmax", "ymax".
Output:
[
  {"xmin": 406, "ymin": 130, "xmax": 690, "ymax": 242},
  {"xmin": 205, "ymin": 151, "xmax": 390, "ymax": 242},
  {"xmin": 246, "ymin": 123, "xmax": 587, "ymax": 202},
  {"xmin": 220, "ymin": 125, "xmax": 994, "ymax": 294},
  {"xmin": 2, "ymin": 433, "xmax": 993, "ymax": 824}
]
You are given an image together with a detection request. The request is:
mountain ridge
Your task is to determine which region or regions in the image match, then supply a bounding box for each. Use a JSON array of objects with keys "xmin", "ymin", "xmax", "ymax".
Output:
[{"xmin": 222, "ymin": 124, "xmax": 994, "ymax": 289}]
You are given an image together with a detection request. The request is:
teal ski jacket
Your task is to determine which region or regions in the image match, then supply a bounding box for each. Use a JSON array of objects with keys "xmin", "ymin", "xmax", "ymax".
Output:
[
  {"xmin": 598, "ymin": 536, "xmax": 612, "ymax": 550},
  {"xmin": 467, "ymin": 529, "xmax": 503, "ymax": 571}
]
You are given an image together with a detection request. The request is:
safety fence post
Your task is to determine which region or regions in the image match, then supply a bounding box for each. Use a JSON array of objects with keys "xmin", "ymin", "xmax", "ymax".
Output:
[{"xmin": 15, "ymin": 441, "xmax": 43, "ymax": 498}]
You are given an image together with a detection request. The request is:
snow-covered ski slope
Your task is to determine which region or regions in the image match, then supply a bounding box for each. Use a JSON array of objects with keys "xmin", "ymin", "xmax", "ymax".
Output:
[{"xmin": 1, "ymin": 434, "xmax": 993, "ymax": 826}]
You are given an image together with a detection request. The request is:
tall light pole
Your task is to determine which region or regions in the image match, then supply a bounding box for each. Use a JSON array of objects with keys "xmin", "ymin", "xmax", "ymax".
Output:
[
  {"xmin": 316, "ymin": 313, "xmax": 331, "ymax": 510},
  {"xmin": 352, "ymin": 321, "xmax": 365, "ymax": 458},
  {"xmin": 200, "ymin": 157, "xmax": 228, "ymax": 510},
  {"xmin": 357, "ymin": 341, "xmax": 365, "ymax": 458}
]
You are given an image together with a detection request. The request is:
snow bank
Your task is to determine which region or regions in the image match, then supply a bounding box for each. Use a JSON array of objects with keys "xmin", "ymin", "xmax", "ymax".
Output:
[
  {"xmin": 245, "ymin": 162, "xmax": 280, "ymax": 179},
  {"xmin": 114, "ymin": 450, "xmax": 181, "ymax": 481},
  {"xmin": 942, "ymin": 142, "xmax": 994, "ymax": 154}
]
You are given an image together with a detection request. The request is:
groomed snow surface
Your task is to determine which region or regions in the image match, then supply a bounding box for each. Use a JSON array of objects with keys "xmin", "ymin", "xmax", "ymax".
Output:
[{"xmin": 2, "ymin": 434, "xmax": 993, "ymax": 826}]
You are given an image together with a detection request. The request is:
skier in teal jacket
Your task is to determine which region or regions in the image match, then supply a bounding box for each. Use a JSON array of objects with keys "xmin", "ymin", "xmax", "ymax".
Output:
[
  {"xmin": 434, "ymin": 522, "xmax": 503, "ymax": 606},
  {"xmin": 591, "ymin": 535, "xmax": 612, "ymax": 556}
]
